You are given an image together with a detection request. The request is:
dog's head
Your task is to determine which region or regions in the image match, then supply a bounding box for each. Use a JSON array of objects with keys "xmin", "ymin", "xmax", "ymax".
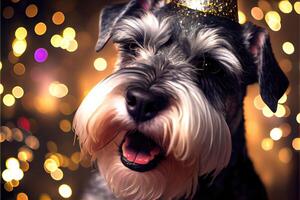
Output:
[{"xmin": 73, "ymin": 1, "xmax": 288, "ymax": 199}]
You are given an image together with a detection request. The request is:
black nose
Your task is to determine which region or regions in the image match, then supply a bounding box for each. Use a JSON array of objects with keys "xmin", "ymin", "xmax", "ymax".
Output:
[{"xmin": 126, "ymin": 87, "xmax": 168, "ymax": 122}]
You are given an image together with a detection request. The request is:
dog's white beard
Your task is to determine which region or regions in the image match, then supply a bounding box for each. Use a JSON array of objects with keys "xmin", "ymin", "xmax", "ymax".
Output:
[{"xmin": 73, "ymin": 73, "xmax": 232, "ymax": 200}]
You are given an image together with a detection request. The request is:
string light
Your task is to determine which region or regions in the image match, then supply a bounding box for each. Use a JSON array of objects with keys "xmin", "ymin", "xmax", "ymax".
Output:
[
  {"xmin": 34, "ymin": 48, "xmax": 48, "ymax": 63},
  {"xmin": 261, "ymin": 138, "xmax": 274, "ymax": 151},
  {"xmin": 278, "ymin": 148, "xmax": 292, "ymax": 163},
  {"xmin": 59, "ymin": 119, "xmax": 71, "ymax": 133},
  {"xmin": 296, "ymin": 113, "xmax": 300, "ymax": 124},
  {"xmin": 265, "ymin": 11, "xmax": 281, "ymax": 31},
  {"xmin": 50, "ymin": 34, "xmax": 63, "ymax": 48},
  {"xmin": 295, "ymin": 2, "xmax": 300, "ymax": 14},
  {"xmin": 0, "ymin": 83, "xmax": 3, "ymax": 94},
  {"xmin": 15, "ymin": 27, "xmax": 27, "ymax": 40},
  {"xmin": 3, "ymin": 6, "xmax": 14, "ymax": 19},
  {"xmin": 48, "ymin": 82, "xmax": 68, "ymax": 98},
  {"xmin": 12, "ymin": 86, "xmax": 24, "ymax": 98},
  {"xmin": 16, "ymin": 192, "xmax": 29, "ymax": 200},
  {"xmin": 13, "ymin": 63, "xmax": 26, "ymax": 75}
]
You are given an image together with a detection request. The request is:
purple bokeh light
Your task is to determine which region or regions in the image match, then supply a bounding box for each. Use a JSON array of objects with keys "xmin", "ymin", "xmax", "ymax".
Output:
[{"xmin": 34, "ymin": 48, "xmax": 48, "ymax": 63}]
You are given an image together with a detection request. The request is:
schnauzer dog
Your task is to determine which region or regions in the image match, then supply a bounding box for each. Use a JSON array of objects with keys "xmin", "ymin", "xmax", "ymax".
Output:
[{"xmin": 73, "ymin": 0, "xmax": 288, "ymax": 199}]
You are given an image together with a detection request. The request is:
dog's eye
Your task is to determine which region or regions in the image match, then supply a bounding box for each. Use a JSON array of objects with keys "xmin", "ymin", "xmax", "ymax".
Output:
[
  {"xmin": 121, "ymin": 42, "xmax": 139, "ymax": 54},
  {"xmin": 198, "ymin": 57, "xmax": 222, "ymax": 74}
]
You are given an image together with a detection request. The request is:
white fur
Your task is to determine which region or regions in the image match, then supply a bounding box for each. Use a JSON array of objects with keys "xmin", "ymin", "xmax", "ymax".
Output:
[{"xmin": 73, "ymin": 71, "xmax": 231, "ymax": 200}]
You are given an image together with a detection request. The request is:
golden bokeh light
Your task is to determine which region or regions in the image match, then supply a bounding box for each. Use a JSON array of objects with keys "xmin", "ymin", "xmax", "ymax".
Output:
[
  {"xmin": 34, "ymin": 95, "xmax": 57, "ymax": 114},
  {"xmin": 25, "ymin": 4, "xmax": 38, "ymax": 18},
  {"xmin": 274, "ymin": 104, "xmax": 286, "ymax": 118},
  {"xmin": 292, "ymin": 138, "xmax": 300, "ymax": 150},
  {"xmin": 279, "ymin": 123, "xmax": 291, "ymax": 137},
  {"xmin": 253, "ymin": 95, "xmax": 265, "ymax": 110},
  {"xmin": 17, "ymin": 192, "xmax": 29, "ymax": 200},
  {"xmin": 12, "ymin": 86, "xmax": 24, "ymax": 98},
  {"xmin": 44, "ymin": 158, "xmax": 59, "ymax": 173},
  {"xmin": 262, "ymin": 106, "xmax": 274, "ymax": 117},
  {"xmin": 39, "ymin": 193, "xmax": 52, "ymax": 200},
  {"xmin": 0, "ymin": 83, "xmax": 3, "ymax": 94},
  {"xmin": 15, "ymin": 27, "xmax": 27, "ymax": 40},
  {"xmin": 13, "ymin": 63, "xmax": 26, "ymax": 75},
  {"xmin": 265, "ymin": 11, "xmax": 281, "ymax": 31},
  {"xmin": 18, "ymin": 147, "xmax": 34, "ymax": 162},
  {"xmin": 4, "ymin": 182, "xmax": 13, "ymax": 192},
  {"xmin": 238, "ymin": 10, "xmax": 246, "ymax": 24},
  {"xmin": 3, "ymin": 94, "xmax": 16, "ymax": 107},
  {"xmin": 251, "ymin": 7, "xmax": 264, "ymax": 20},
  {"xmin": 278, "ymin": 94, "xmax": 287, "ymax": 104},
  {"xmin": 59, "ymin": 119, "xmax": 72, "ymax": 133},
  {"xmin": 261, "ymin": 138, "xmax": 274, "ymax": 151},
  {"xmin": 278, "ymin": 1, "xmax": 293, "ymax": 14},
  {"xmin": 34, "ymin": 22, "xmax": 47, "ymax": 35},
  {"xmin": 63, "ymin": 27, "xmax": 76, "ymax": 40},
  {"xmin": 12, "ymin": 39, "xmax": 27, "ymax": 57},
  {"xmin": 71, "ymin": 152, "xmax": 81, "ymax": 164},
  {"xmin": 66, "ymin": 39, "xmax": 78, "ymax": 52},
  {"xmin": 49, "ymin": 81, "xmax": 69, "ymax": 98},
  {"xmin": 282, "ymin": 42, "xmax": 295, "ymax": 55},
  {"xmin": 94, "ymin": 57, "xmax": 107, "ymax": 71},
  {"xmin": 295, "ymin": 2, "xmax": 300, "ymax": 14},
  {"xmin": 6, "ymin": 157, "xmax": 20, "ymax": 169},
  {"xmin": 278, "ymin": 148, "xmax": 292, "ymax": 163},
  {"xmin": 270, "ymin": 128, "xmax": 283, "ymax": 141},
  {"xmin": 52, "ymin": 11, "xmax": 65, "ymax": 25},
  {"xmin": 59, "ymin": 184, "xmax": 72, "ymax": 198},
  {"xmin": 50, "ymin": 168, "xmax": 64, "ymax": 180},
  {"xmin": 0, "ymin": 61, "xmax": 2, "ymax": 70},
  {"xmin": 50, "ymin": 34, "xmax": 63, "ymax": 48}
]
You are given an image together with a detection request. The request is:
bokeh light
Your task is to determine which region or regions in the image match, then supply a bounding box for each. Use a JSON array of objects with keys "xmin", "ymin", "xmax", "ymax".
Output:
[
  {"xmin": 296, "ymin": 113, "xmax": 300, "ymax": 124},
  {"xmin": 292, "ymin": 138, "xmax": 300, "ymax": 150},
  {"xmin": 12, "ymin": 86, "xmax": 24, "ymax": 99},
  {"xmin": 13, "ymin": 63, "xmax": 26, "ymax": 75},
  {"xmin": 265, "ymin": 11, "xmax": 281, "ymax": 31},
  {"xmin": 50, "ymin": 168, "xmax": 64, "ymax": 180},
  {"xmin": 25, "ymin": 4, "xmax": 38, "ymax": 18},
  {"xmin": 63, "ymin": 27, "xmax": 76, "ymax": 40},
  {"xmin": 12, "ymin": 39, "xmax": 27, "ymax": 57},
  {"xmin": 3, "ymin": 94, "xmax": 16, "ymax": 107},
  {"xmin": 238, "ymin": 10, "xmax": 246, "ymax": 24},
  {"xmin": 251, "ymin": 7, "xmax": 264, "ymax": 20},
  {"xmin": 278, "ymin": 1, "xmax": 293, "ymax": 14},
  {"xmin": 58, "ymin": 184, "xmax": 72, "ymax": 198},
  {"xmin": 51, "ymin": 34, "xmax": 63, "ymax": 48},
  {"xmin": 270, "ymin": 128, "xmax": 283, "ymax": 141},
  {"xmin": 59, "ymin": 120, "xmax": 72, "ymax": 133},
  {"xmin": 295, "ymin": 2, "xmax": 300, "ymax": 14},
  {"xmin": 39, "ymin": 193, "xmax": 52, "ymax": 200},
  {"xmin": 52, "ymin": 11, "xmax": 65, "ymax": 25},
  {"xmin": 34, "ymin": 48, "xmax": 48, "ymax": 63},
  {"xmin": 48, "ymin": 82, "xmax": 68, "ymax": 98},
  {"xmin": 278, "ymin": 148, "xmax": 292, "ymax": 163},
  {"xmin": 0, "ymin": 84, "xmax": 4, "ymax": 94},
  {"xmin": 15, "ymin": 27, "xmax": 27, "ymax": 40},
  {"xmin": 282, "ymin": 42, "xmax": 295, "ymax": 55},
  {"xmin": 34, "ymin": 22, "xmax": 47, "ymax": 35},
  {"xmin": 261, "ymin": 138, "xmax": 274, "ymax": 151},
  {"xmin": 16, "ymin": 192, "xmax": 29, "ymax": 200},
  {"xmin": 3, "ymin": 6, "xmax": 14, "ymax": 19},
  {"xmin": 6, "ymin": 157, "xmax": 20, "ymax": 169},
  {"xmin": 94, "ymin": 58, "xmax": 107, "ymax": 71}
]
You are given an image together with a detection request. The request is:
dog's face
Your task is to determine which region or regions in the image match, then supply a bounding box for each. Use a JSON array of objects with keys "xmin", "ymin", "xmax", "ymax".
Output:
[{"xmin": 73, "ymin": 1, "xmax": 288, "ymax": 200}]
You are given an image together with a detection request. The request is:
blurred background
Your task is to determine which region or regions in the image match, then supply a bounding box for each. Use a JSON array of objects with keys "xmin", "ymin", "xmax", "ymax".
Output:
[{"xmin": 1, "ymin": 0, "xmax": 299, "ymax": 199}]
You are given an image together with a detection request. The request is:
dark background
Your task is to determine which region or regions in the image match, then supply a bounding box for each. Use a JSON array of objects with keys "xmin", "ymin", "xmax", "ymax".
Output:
[{"xmin": 1, "ymin": 0, "xmax": 299, "ymax": 200}]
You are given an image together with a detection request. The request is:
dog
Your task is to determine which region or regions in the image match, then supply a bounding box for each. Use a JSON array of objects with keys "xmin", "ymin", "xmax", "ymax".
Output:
[{"xmin": 73, "ymin": 0, "xmax": 289, "ymax": 199}]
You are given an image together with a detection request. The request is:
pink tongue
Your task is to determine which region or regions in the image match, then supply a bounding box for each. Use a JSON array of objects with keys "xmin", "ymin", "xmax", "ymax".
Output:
[
  {"xmin": 122, "ymin": 142, "xmax": 159, "ymax": 165},
  {"xmin": 123, "ymin": 148, "xmax": 152, "ymax": 165}
]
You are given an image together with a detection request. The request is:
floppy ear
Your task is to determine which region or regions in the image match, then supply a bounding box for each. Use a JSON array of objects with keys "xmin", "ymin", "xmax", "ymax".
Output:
[
  {"xmin": 95, "ymin": 0, "xmax": 165, "ymax": 51},
  {"xmin": 243, "ymin": 22, "xmax": 289, "ymax": 112}
]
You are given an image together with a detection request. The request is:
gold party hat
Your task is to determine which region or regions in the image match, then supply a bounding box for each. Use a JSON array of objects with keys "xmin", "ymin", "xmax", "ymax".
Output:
[{"xmin": 171, "ymin": 0, "xmax": 238, "ymax": 22}]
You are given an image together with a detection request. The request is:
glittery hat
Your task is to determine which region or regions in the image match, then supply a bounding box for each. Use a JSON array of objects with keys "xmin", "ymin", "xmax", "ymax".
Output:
[{"xmin": 170, "ymin": 0, "xmax": 238, "ymax": 22}]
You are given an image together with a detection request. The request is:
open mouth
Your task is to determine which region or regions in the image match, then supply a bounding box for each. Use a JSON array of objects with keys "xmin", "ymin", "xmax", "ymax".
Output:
[{"xmin": 120, "ymin": 130, "xmax": 163, "ymax": 172}]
